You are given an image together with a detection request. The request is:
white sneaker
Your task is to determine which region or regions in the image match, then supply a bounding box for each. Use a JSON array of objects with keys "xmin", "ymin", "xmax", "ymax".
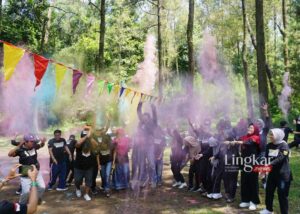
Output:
[
  {"xmin": 83, "ymin": 194, "xmax": 91, "ymax": 201},
  {"xmin": 207, "ymin": 193, "xmax": 213, "ymax": 199},
  {"xmin": 56, "ymin": 187, "xmax": 68, "ymax": 191},
  {"xmin": 259, "ymin": 209, "xmax": 273, "ymax": 214},
  {"xmin": 172, "ymin": 182, "xmax": 181, "ymax": 187},
  {"xmin": 249, "ymin": 201, "xmax": 257, "ymax": 210},
  {"xmin": 178, "ymin": 182, "xmax": 187, "ymax": 189},
  {"xmin": 239, "ymin": 202, "xmax": 250, "ymax": 208},
  {"xmin": 76, "ymin": 189, "xmax": 82, "ymax": 198},
  {"xmin": 212, "ymin": 193, "xmax": 222, "ymax": 199}
]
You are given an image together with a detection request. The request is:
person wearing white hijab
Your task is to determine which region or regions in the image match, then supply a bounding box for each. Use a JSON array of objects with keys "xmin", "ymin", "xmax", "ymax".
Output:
[{"xmin": 260, "ymin": 128, "xmax": 292, "ymax": 214}]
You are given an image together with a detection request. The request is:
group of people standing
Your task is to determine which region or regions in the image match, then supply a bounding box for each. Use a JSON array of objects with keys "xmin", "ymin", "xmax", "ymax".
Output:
[{"xmin": 4, "ymin": 102, "xmax": 298, "ymax": 214}]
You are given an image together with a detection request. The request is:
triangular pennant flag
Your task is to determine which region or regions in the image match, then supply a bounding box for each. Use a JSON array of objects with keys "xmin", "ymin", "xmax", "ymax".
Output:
[
  {"xmin": 55, "ymin": 64, "xmax": 67, "ymax": 90},
  {"xmin": 131, "ymin": 92, "xmax": 137, "ymax": 104},
  {"xmin": 98, "ymin": 80, "xmax": 105, "ymax": 94},
  {"xmin": 86, "ymin": 74, "xmax": 95, "ymax": 94},
  {"xmin": 140, "ymin": 93, "xmax": 144, "ymax": 102},
  {"xmin": 33, "ymin": 54, "xmax": 50, "ymax": 89},
  {"xmin": 113, "ymin": 85, "xmax": 120, "ymax": 96},
  {"xmin": 107, "ymin": 82, "xmax": 113, "ymax": 94},
  {"xmin": 3, "ymin": 43, "xmax": 25, "ymax": 81},
  {"xmin": 125, "ymin": 88, "xmax": 131, "ymax": 97},
  {"xmin": 119, "ymin": 86, "xmax": 125, "ymax": 97},
  {"xmin": 72, "ymin": 69, "xmax": 83, "ymax": 94}
]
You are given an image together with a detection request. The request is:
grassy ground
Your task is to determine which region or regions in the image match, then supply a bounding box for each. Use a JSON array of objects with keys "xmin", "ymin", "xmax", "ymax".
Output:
[{"xmin": 0, "ymin": 137, "xmax": 299, "ymax": 213}]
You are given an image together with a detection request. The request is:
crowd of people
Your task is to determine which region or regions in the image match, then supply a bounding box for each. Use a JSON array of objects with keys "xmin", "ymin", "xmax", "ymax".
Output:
[{"xmin": 0, "ymin": 102, "xmax": 299, "ymax": 214}]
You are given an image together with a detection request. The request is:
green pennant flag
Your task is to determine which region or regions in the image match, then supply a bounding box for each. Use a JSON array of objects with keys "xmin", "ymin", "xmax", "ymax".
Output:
[
  {"xmin": 98, "ymin": 80, "xmax": 105, "ymax": 94},
  {"xmin": 107, "ymin": 82, "xmax": 113, "ymax": 94}
]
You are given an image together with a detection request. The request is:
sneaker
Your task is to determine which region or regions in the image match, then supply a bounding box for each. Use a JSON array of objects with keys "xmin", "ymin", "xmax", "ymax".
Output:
[
  {"xmin": 172, "ymin": 182, "xmax": 181, "ymax": 187},
  {"xmin": 206, "ymin": 193, "xmax": 213, "ymax": 199},
  {"xmin": 47, "ymin": 186, "xmax": 53, "ymax": 191},
  {"xmin": 226, "ymin": 198, "xmax": 234, "ymax": 203},
  {"xmin": 212, "ymin": 193, "xmax": 222, "ymax": 199},
  {"xmin": 105, "ymin": 191, "xmax": 110, "ymax": 198},
  {"xmin": 178, "ymin": 182, "xmax": 187, "ymax": 189},
  {"xmin": 83, "ymin": 194, "xmax": 91, "ymax": 201},
  {"xmin": 193, "ymin": 187, "xmax": 203, "ymax": 193},
  {"xmin": 56, "ymin": 187, "xmax": 68, "ymax": 191},
  {"xmin": 15, "ymin": 190, "xmax": 21, "ymax": 195},
  {"xmin": 249, "ymin": 202, "xmax": 257, "ymax": 211},
  {"xmin": 91, "ymin": 189, "xmax": 98, "ymax": 195},
  {"xmin": 259, "ymin": 208, "xmax": 273, "ymax": 214},
  {"xmin": 76, "ymin": 189, "xmax": 82, "ymax": 198},
  {"xmin": 239, "ymin": 202, "xmax": 250, "ymax": 208}
]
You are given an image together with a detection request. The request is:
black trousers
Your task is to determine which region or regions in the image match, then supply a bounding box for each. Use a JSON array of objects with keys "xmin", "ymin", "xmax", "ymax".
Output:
[
  {"xmin": 211, "ymin": 164, "xmax": 224, "ymax": 194},
  {"xmin": 241, "ymin": 171, "xmax": 260, "ymax": 204},
  {"xmin": 266, "ymin": 175, "xmax": 290, "ymax": 214},
  {"xmin": 223, "ymin": 170, "xmax": 238, "ymax": 199},
  {"xmin": 288, "ymin": 138, "xmax": 300, "ymax": 148},
  {"xmin": 91, "ymin": 165, "xmax": 99, "ymax": 190},
  {"xmin": 66, "ymin": 159, "xmax": 74, "ymax": 184},
  {"xmin": 199, "ymin": 159, "xmax": 211, "ymax": 192},
  {"xmin": 188, "ymin": 160, "xmax": 201, "ymax": 189},
  {"xmin": 171, "ymin": 159, "xmax": 185, "ymax": 183}
]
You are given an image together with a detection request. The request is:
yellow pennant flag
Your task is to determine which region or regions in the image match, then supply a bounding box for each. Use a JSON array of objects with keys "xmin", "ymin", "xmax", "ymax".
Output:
[
  {"xmin": 125, "ymin": 88, "xmax": 131, "ymax": 97},
  {"xmin": 55, "ymin": 64, "xmax": 67, "ymax": 90},
  {"xmin": 3, "ymin": 43, "xmax": 25, "ymax": 81},
  {"xmin": 113, "ymin": 85, "xmax": 120, "ymax": 96}
]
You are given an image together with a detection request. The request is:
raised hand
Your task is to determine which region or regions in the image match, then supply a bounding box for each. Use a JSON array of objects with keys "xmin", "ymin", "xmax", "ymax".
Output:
[{"xmin": 5, "ymin": 164, "xmax": 22, "ymax": 181}]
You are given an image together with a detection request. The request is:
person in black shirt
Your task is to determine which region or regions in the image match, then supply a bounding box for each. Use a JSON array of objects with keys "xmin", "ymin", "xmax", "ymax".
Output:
[
  {"xmin": 279, "ymin": 120, "xmax": 294, "ymax": 143},
  {"xmin": 288, "ymin": 116, "xmax": 300, "ymax": 148},
  {"xmin": 0, "ymin": 164, "xmax": 39, "ymax": 214},
  {"xmin": 65, "ymin": 135, "xmax": 77, "ymax": 186},
  {"xmin": 259, "ymin": 128, "xmax": 292, "ymax": 214},
  {"xmin": 47, "ymin": 130, "xmax": 72, "ymax": 191},
  {"xmin": 8, "ymin": 134, "xmax": 46, "ymax": 204},
  {"xmin": 74, "ymin": 126, "xmax": 99, "ymax": 201}
]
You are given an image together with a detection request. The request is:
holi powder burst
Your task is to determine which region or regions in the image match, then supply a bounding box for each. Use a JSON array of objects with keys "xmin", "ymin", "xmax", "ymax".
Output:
[{"xmin": 278, "ymin": 72, "xmax": 293, "ymax": 119}]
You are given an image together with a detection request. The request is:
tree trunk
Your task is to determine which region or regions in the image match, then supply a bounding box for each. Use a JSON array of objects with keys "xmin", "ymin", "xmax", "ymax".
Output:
[
  {"xmin": 40, "ymin": 18, "xmax": 47, "ymax": 53},
  {"xmin": 99, "ymin": 0, "xmax": 106, "ymax": 71},
  {"xmin": 282, "ymin": 0, "xmax": 289, "ymax": 72},
  {"xmin": 255, "ymin": 0, "xmax": 269, "ymax": 116},
  {"xmin": 0, "ymin": 0, "xmax": 2, "ymax": 37},
  {"xmin": 246, "ymin": 13, "xmax": 277, "ymax": 97},
  {"xmin": 157, "ymin": 0, "xmax": 163, "ymax": 98},
  {"xmin": 241, "ymin": 0, "xmax": 254, "ymax": 120},
  {"xmin": 187, "ymin": 0, "xmax": 195, "ymax": 95}
]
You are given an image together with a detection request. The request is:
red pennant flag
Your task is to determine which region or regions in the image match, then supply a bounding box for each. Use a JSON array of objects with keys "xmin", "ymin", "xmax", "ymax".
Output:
[
  {"xmin": 33, "ymin": 54, "xmax": 49, "ymax": 89},
  {"xmin": 73, "ymin": 69, "xmax": 83, "ymax": 94}
]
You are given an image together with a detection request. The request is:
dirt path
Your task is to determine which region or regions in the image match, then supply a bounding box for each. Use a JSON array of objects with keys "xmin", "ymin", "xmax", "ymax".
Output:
[{"xmin": 0, "ymin": 147, "xmax": 260, "ymax": 214}]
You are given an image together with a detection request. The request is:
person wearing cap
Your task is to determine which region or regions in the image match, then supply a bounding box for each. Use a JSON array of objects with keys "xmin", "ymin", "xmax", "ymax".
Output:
[
  {"xmin": 8, "ymin": 134, "xmax": 46, "ymax": 204},
  {"xmin": 259, "ymin": 128, "xmax": 292, "ymax": 214},
  {"xmin": 47, "ymin": 130, "xmax": 72, "ymax": 191},
  {"xmin": 0, "ymin": 164, "xmax": 39, "ymax": 214},
  {"xmin": 65, "ymin": 135, "xmax": 77, "ymax": 186}
]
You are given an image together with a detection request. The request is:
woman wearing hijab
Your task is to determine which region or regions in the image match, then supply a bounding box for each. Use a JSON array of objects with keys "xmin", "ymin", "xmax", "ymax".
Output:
[
  {"xmin": 259, "ymin": 129, "xmax": 292, "ymax": 214},
  {"xmin": 229, "ymin": 124, "xmax": 261, "ymax": 210}
]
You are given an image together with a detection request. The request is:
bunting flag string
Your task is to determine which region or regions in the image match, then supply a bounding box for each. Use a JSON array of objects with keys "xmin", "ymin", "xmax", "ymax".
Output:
[
  {"xmin": 3, "ymin": 43, "xmax": 25, "ymax": 81},
  {"xmin": 72, "ymin": 69, "xmax": 83, "ymax": 94},
  {"xmin": 55, "ymin": 64, "xmax": 67, "ymax": 90},
  {"xmin": 33, "ymin": 54, "xmax": 49, "ymax": 89},
  {"xmin": 98, "ymin": 80, "xmax": 105, "ymax": 94},
  {"xmin": 86, "ymin": 74, "xmax": 95, "ymax": 94},
  {"xmin": 0, "ymin": 40, "xmax": 159, "ymax": 102},
  {"xmin": 107, "ymin": 82, "xmax": 113, "ymax": 94}
]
